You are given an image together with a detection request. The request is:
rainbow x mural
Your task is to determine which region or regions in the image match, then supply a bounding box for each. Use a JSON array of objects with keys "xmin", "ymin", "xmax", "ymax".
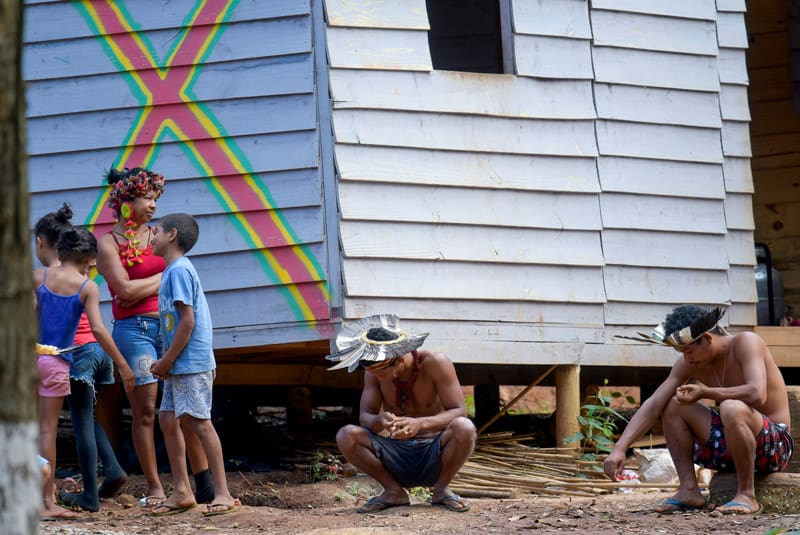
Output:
[{"xmin": 74, "ymin": 0, "xmax": 330, "ymax": 325}]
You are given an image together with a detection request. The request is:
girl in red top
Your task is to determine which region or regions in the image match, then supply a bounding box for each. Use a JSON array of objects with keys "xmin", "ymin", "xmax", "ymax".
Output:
[{"xmin": 96, "ymin": 168, "xmax": 212, "ymax": 506}]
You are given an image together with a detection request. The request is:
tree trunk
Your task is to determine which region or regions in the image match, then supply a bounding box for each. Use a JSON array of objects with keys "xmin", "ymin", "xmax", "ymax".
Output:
[{"xmin": 0, "ymin": 1, "xmax": 41, "ymax": 532}]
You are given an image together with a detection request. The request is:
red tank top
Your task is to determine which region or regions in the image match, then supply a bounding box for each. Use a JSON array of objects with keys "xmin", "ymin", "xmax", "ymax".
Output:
[
  {"xmin": 108, "ymin": 229, "xmax": 166, "ymax": 320},
  {"xmin": 73, "ymin": 312, "xmax": 96, "ymax": 345}
]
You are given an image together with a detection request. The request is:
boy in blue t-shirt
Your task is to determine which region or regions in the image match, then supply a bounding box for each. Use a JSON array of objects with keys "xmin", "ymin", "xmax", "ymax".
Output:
[{"xmin": 149, "ymin": 213, "xmax": 237, "ymax": 517}]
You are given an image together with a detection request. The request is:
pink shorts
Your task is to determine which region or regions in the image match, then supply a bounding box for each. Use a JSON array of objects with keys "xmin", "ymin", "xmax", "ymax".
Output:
[{"xmin": 37, "ymin": 355, "xmax": 70, "ymax": 397}]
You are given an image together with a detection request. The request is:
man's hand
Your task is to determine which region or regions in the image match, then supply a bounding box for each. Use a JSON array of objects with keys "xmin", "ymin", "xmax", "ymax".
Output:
[
  {"xmin": 150, "ymin": 359, "xmax": 171, "ymax": 380},
  {"xmin": 378, "ymin": 412, "xmax": 397, "ymax": 431},
  {"xmin": 603, "ymin": 449, "xmax": 627, "ymax": 481},
  {"xmin": 119, "ymin": 364, "xmax": 136, "ymax": 393},
  {"xmin": 674, "ymin": 383, "xmax": 703, "ymax": 405},
  {"xmin": 388, "ymin": 416, "xmax": 422, "ymax": 440}
]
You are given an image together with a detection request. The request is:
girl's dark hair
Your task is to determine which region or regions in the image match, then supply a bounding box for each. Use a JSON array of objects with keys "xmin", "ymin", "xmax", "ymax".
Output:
[
  {"xmin": 57, "ymin": 227, "xmax": 97, "ymax": 264},
  {"xmin": 34, "ymin": 203, "xmax": 73, "ymax": 246}
]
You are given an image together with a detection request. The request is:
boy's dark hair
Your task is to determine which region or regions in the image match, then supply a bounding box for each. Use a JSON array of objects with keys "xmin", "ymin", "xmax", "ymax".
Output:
[
  {"xmin": 158, "ymin": 213, "xmax": 199, "ymax": 253},
  {"xmin": 366, "ymin": 327, "xmax": 399, "ymax": 342},
  {"xmin": 663, "ymin": 304, "xmax": 724, "ymax": 337},
  {"xmin": 35, "ymin": 203, "xmax": 73, "ymax": 246},
  {"xmin": 57, "ymin": 227, "xmax": 97, "ymax": 264}
]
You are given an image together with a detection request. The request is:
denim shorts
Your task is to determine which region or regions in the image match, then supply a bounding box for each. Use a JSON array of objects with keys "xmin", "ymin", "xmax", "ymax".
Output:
[
  {"xmin": 160, "ymin": 370, "xmax": 215, "ymax": 420},
  {"xmin": 366, "ymin": 429, "xmax": 443, "ymax": 488},
  {"xmin": 112, "ymin": 315, "xmax": 162, "ymax": 387},
  {"xmin": 69, "ymin": 342, "xmax": 114, "ymax": 393}
]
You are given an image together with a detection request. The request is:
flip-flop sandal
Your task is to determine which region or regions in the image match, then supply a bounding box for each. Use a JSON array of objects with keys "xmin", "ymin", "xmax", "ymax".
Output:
[
  {"xmin": 41, "ymin": 508, "xmax": 79, "ymax": 521},
  {"xmin": 203, "ymin": 502, "xmax": 239, "ymax": 517},
  {"xmin": 356, "ymin": 495, "xmax": 410, "ymax": 514},
  {"xmin": 654, "ymin": 497, "xmax": 712, "ymax": 515},
  {"xmin": 431, "ymin": 494, "xmax": 472, "ymax": 513},
  {"xmin": 717, "ymin": 500, "xmax": 763, "ymax": 515},
  {"xmin": 151, "ymin": 503, "xmax": 197, "ymax": 517}
]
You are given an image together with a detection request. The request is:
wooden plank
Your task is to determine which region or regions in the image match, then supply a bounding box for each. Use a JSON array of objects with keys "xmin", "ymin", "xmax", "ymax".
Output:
[
  {"xmin": 26, "ymin": 54, "xmax": 314, "ymax": 118},
  {"xmin": 752, "ymin": 132, "xmax": 800, "ymax": 158},
  {"xmin": 727, "ymin": 302, "xmax": 757, "ymax": 327},
  {"xmin": 721, "ymin": 121, "xmax": 753, "ymax": 157},
  {"xmin": 728, "ymin": 265, "xmax": 759, "ymax": 302},
  {"xmin": 723, "ymin": 157, "xmax": 754, "ymax": 193},
  {"xmin": 604, "ymin": 302, "xmax": 690, "ymax": 326},
  {"xmin": 342, "ymin": 259, "xmax": 606, "ymax": 302},
  {"xmin": 591, "ymin": 10, "xmax": 718, "ymax": 55},
  {"xmin": 717, "ymin": 48, "xmax": 750, "ymax": 84},
  {"xmin": 749, "ymin": 99, "xmax": 800, "ymax": 136},
  {"xmin": 340, "ymin": 221, "xmax": 604, "ymax": 265},
  {"xmin": 207, "ymin": 283, "xmax": 331, "ymax": 328},
  {"xmin": 334, "ymin": 145, "xmax": 600, "ymax": 193},
  {"xmin": 24, "ymin": 0, "xmax": 311, "ymax": 43},
  {"xmin": 590, "ymin": 0, "xmax": 717, "ymax": 21},
  {"xmin": 716, "ymin": 12, "xmax": 749, "ymax": 49},
  {"xmin": 752, "ymin": 152, "xmax": 800, "ymax": 171},
  {"xmin": 593, "ymin": 47, "xmax": 720, "ymax": 91},
  {"xmin": 753, "ymin": 202, "xmax": 800, "ymax": 241},
  {"xmin": 726, "ymin": 230, "xmax": 757, "ymax": 266},
  {"xmin": 748, "ymin": 66, "xmax": 794, "ymax": 103},
  {"xmin": 579, "ymin": 343, "xmax": 680, "ymax": 368},
  {"xmin": 511, "ymin": 0, "xmax": 591, "ymax": 39},
  {"xmin": 333, "ymin": 109, "xmax": 598, "ymax": 157},
  {"xmin": 719, "ymin": 84, "xmax": 751, "ymax": 121},
  {"xmin": 752, "ymin": 166, "xmax": 800, "ymax": 205},
  {"xmin": 594, "ymin": 83, "xmax": 721, "ymax": 128},
  {"xmin": 596, "ymin": 121, "xmax": 723, "ymax": 163},
  {"xmin": 22, "ymin": 16, "xmax": 313, "ymax": 80},
  {"xmin": 28, "ymin": 130, "xmax": 319, "ymax": 189},
  {"xmin": 744, "ymin": 0, "xmax": 789, "ymax": 35},
  {"xmin": 716, "ymin": 0, "xmax": 747, "ymax": 12},
  {"xmin": 420, "ymin": 339, "xmax": 587, "ymax": 365},
  {"xmin": 343, "ymin": 298, "xmax": 605, "ymax": 325},
  {"xmin": 601, "ymin": 194, "xmax": 727, "ymax": 234},
  {"xmin": 400, "ymin": 320, "xmax": 607, "ymax": 344},
  {"xmin": 601, "ymin": 230, "xmax": 728, "ymax": 269},
  {"xmin": 329, "ymin": 69, "xmax": 596, "ymax": 119},
  {"xmin": 513, "ymin": 35, "xmax": 593, "ymax": 79},
  {"xmin": 597, "ymin": 157, "xmax": 725, "ymax": 199},
  {"xmin": 27, "ymin": 94, "xmax": 316, "ymax": 155},
  {"xmin": 214, "ymin": 363, "xmax": 362, "ymax": 389},
  {"xmin": 761, "ymin": 237, "xmax": 800, "ymax": 265},
  {"xmin": 324, "ymin": 0, "xmax": 428, "ymax": 29},
  {"xmin": 213, "ymin": 322, "xmax": 335, "ymax": 351},
  {"xmin": 755, "ymin": 326, "xmax": 800, "ymax": 346},
  {"xmin": 603, "ymin": 266, "xmax": 730, "ymax": 303},
  {"xmin": 724, "ymin": 193, "xmax": 756, "ymax": 230},
  {"xmin": 339, "ymin": 182, "xmax": 602, "ymax": 229},
  {"xmin": 746, "ymin": 32, "xmax": 790, "ymax": 71},
  {"xmin": 325, "ymin": 27, "xmax": 432, "ymax": 71}
]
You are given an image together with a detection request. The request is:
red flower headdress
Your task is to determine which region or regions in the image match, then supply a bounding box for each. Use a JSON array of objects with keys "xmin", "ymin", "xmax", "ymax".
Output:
[{"xmin": 106, "ymin": 168, "xmax": 165, "ymax": 267}]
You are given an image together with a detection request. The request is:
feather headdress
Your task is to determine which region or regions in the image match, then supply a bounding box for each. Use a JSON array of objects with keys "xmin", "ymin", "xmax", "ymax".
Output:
[
  {"xmin": 615, "ymin": 306, "xmax": 729, "ymax": 348},
  {"xmin": 326, "ymin": 314, "xmax": 429, "ymax": 373}
]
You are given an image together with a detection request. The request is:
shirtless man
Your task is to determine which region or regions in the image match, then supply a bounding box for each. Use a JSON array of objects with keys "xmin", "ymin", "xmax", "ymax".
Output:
[
  {"xmin": 605, "ymin": 305, "xmax": 793, "ymax": 515},
  {"xmin": 328, "ymin": 314, "xmax": 476, "ymax": 514}
]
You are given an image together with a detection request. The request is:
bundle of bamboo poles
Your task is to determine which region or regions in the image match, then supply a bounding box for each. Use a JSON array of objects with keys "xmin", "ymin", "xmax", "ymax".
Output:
[{"xmin": 451, "ymin": 432, "xmax": 677, "ymax": 499}]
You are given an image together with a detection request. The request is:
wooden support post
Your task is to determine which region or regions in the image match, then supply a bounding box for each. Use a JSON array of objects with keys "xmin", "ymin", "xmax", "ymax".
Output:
[
  {"xmin": 287, "ymin": 386, "xmax": 313, "ymax": 436},
  {"xmin": 555, "ymin": 365, "xmax": 580, "ymax": 453}
]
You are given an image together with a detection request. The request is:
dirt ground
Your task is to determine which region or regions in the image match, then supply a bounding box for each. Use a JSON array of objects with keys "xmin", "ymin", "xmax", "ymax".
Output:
[{"xmin": 38, "ymin": 472, "xmax": 800, "ymax": 535}]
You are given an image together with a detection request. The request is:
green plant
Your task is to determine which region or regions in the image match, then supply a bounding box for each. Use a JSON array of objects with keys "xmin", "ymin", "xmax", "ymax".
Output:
[
  {"xmin": 463, "ymin": 394, "xmax": 475, "ymax": 418},
  {"xmin": 345, "ymin": 481, "xmax": 361, "ymax": 497},
  {"xmin": 409, "ymin": 486, "xmax": 432, "ymax": 500},
  {"xmin": 564, "ymin": 379, "xmax": 633, "ymax": 455},
  {"xmin": 309, "ymin": 450, "xmax": 343, "ymax": 482}
]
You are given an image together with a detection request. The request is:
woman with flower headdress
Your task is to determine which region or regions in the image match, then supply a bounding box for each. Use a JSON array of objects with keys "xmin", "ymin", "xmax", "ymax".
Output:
[{"xmin": 96, "ymin": 167, "xmax": 213, "ymax": 507}]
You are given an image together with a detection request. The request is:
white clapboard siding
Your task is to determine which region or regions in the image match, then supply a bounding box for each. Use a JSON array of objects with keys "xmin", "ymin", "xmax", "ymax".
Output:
[
  {"xmin": 717, "ymin": 48, "xmax": 749, "ymax": 85},
  {"xmin": 333, "ymin": 110, "xmax": 598, "ymax": 157},
  {"xmin": 727, "ymin": 266, "xmax": 759, "ymax": 302},
  {"xmin": 719, "ymin": 84, "xmax": 751, "ymax": 121},
  {"xmin": 594, "ymin": 84, "xmax": 721, "ymax": 128},
  {"xmin": 343, "ymin": 259, "xmax": 606, "ymax": 302},
  {"xmin": 325, "ymin": 27, "xmax": 432, "ymax": 71},
  {"xmin": 402, "ymin": 320, "xmax": 607, "ymax": 344},
  {"xmin": 604, "ymin": 267, "xmax": 730, "ymax": 303},
  {"xmin": 28, "ymin": 131, "xmax": 319, "ymax": 191},
  {"xmin": 206, "ymin": 283, "xmax": 327, "ymax": 329},
  {"xmin": 716, "ymin": 0, "xmax": 746, "ymax": 12},
  {"xmin": 324, "ymin": 0, "xmax": 428, "ymax": 30},
  {"xmin": 728, "ymin": 303, "xmax": 757, "ymax": 327},
  {"xmin": 339, "ymin": 183, "xmax": 602, "ymax": 230},
  {"xmin": 600, "ymin": 194, "xmax": 727, "ymax": 234},
  {"xmin": 597, "ymin": 157, "xmax": 725, "ymax": 199},
  {"xmin": 511, "ymin": 0, "xmax": 591, "ymax": 39},
  {"xmin": 330, "ymin": 69, "xmax": 595, "ymax": 119},
  {"xmin": 341, "ymin": 221, "xmax": 604, "ymax": 266},
  {"xmin": 723, "ymin": 157, "xmax": 754, "ymax": 193},
  {"xmin": 344, "ymin": 298, "xmax": 605, "ymax": 325},
  {"xmin": 602, "ymin": 230, "xmax": 728, "ymax": 269},
  {"xmin": 726, "ymin": 230, "xmax": 757, "ymax": 266},
  {"xmin": 335, "ymin": 145, "xmax": 600, "ymax": 193},
  {"xmin": 593, "ymin": 47, "xmax": 720, "ymax": 91},
  {"xmin": 426, "ymin": 339, "xmax": 587, "ymax": 365},
  {"xmin": 591, "ymin": 10, "xmax": 718, "ymax": 55},
  {"xmin": 604, "ymin": 302, "xmax": 688, "ymax": 326},
  {"xmin": 716, "ymin": 12, "xmax": 749, "ymax": 49},
  {"xmin": 596, "ymin": 121, "xmax": 723, "ymax": 163},
  {"xmin": 590, "ymin": 0, "xmax": 717, "ymax": 21},
  {"xmin": 24, "ymin": 0, "xmax": 311, "ymax": 43},
  {"xmin": 514, "ymin": 35, "xmax": 593, "ymax": 79},
  {"xmin": 724, "ymin": 193, "xmax": 756, "ymax": 230},
  {"xmin": 721, "ymin": 121, "xmax": 753, "ymax": 157}
]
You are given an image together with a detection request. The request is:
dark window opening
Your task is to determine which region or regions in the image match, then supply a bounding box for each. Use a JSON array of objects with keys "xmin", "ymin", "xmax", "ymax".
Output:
[{"xmin": 426, "ymin": 0, "xmax": 504, "ymax": 74}]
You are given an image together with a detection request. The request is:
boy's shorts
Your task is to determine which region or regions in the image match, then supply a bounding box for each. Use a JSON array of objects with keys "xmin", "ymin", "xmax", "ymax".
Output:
[
  {"xmin": 160, "ymin": 370, "xmax": 215, "ymax": 420},
  {"xmin": 112, "ymin": 316, "xmax": 162, "ymax": 387},
  {"xmin": 37, "ymin": 354, "xmax": 70, "ymax": 397},
  {"xmin": 366, "ymin": 429, "xmax": 443, "ymax": 488}
]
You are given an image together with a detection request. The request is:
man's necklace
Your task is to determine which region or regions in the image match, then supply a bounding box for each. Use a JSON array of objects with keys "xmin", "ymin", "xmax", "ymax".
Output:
[{"xmin": 712, "ymin": 353, "xmax": 727, "ymax": 387}]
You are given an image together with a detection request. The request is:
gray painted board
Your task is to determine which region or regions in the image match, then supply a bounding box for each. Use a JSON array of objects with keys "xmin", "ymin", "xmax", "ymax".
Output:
[
  {"xmin": 717, "ymin": 48, "xmax": 749, "ymax": 84},
  {"xmin": 721, "ymin": 121, "xmax": 753, "ymax": 157},
  {"xmin": 727, "ymin": 265, "xmax": 759, "ymax": 302},
  {"xmin": 716, "ymin": 12, "xmax": 749, "ymax": 49},
  {"xmin": 593, "ymin": 47, "xmax": 720, "ymax": 91},
  {"xmin": 401, "ymin": 320, "xmax": 606, "ymax": 344},
  {"xmin": 511, "ymin": 0, "xmax": 591, "ymax": 39},
  {"xmin": 722, "ymin": 157, "xmax": 754, "ymax": 193},
  {"xmin": 602, "ymin": 230, "xmax": 728, "ymax": 269},
  {"xmin": 325, "ymin": 27, "xmax": 432, "ymax": 71},
  {"xmin": 596, "ymin": 121, "xmax": 723, "ymax": 163},
  {"xmin": 719, "ymin": 84, "xmax": 751, "ymax": 121},
  {"xmin": 725, "ymin": 230, "xmax": 757, "ymax": 266},
  {"xmin": 591, "ymin": 10, "xmax": 717, "ymax": 55},
  {"xmin": 590, "ymin": 0, "xmax": 717, "ymax": 21},
  {"xmin": 324, "ymin": 0, "xmax": 428, "ymax": 29},
  {"xmin": 594, "ymin": 84, "xmax": 721, "ymax": 128},
  {"xmin": 600, "ymin": 194, "xmax": 727, "ymax": 234},
  {"xmin": 715, "ymin": 0, "xmax": 746, "ymax": 12},
  {"xmin": 514, "ymin": 35, "xmax": 593, "ymax": 79},
  {"xmin": 335, "ymin": 145, "xmax": 600, "ymax": 192},
  {"xmin": 724, "ymin": 193, "xmax": 756, "ymax": 230},
  {"xmin": 597, "ymin": 157, "xmax": 725, "ymax": 199},
  {"xmin": 604, "ymin": 266, "xmax": 730, "ymax": 303}
]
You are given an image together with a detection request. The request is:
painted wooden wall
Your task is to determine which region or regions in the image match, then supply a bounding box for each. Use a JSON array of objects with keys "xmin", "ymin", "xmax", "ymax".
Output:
[
  {"xmin": 24, "ymin": 0, "xmax": 339, "ymax": 349},
  {"xmin": 324, "ymin": 0, "xmax": 757, "ymax": 367}
]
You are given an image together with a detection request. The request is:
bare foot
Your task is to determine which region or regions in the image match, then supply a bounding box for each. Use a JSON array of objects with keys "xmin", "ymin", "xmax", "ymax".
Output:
[{"xmin": 41, "ymin": 504, "xmax": 79, "ymax": 521}]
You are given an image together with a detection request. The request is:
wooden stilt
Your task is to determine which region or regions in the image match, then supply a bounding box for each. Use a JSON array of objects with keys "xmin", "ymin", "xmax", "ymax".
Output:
[
  {"xmin": 555, "ymin": 365, "xmax": 580, "ymax": 453},
  {"xmin": 286, "ymin": 386, "xmax": 313, "ymax": 435}
]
